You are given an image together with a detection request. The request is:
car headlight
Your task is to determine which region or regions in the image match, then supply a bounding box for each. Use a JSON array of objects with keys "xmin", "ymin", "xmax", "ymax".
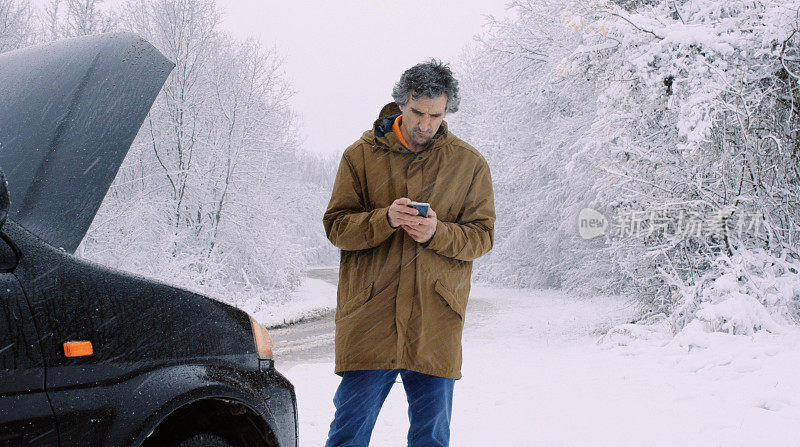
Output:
[{"xmin": 250, "ymin": 316, "xmax": 275, "ymax": 360}]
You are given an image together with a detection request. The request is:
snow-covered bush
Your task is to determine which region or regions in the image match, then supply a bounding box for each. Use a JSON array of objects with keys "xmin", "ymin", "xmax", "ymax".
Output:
[
  {"xmin": 671, "ymin": 248, "xmax": 800, "ymax": 334},
  {"xmin": 573, "ymin": 0, "xmax": 800, "ymax": 326},
  {"xmin": 458, "ymin": 0, "xmax": 800, "ymax": 332}
]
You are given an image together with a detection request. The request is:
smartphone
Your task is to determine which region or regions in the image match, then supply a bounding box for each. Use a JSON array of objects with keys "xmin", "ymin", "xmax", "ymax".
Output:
[{"xmin": 409, "ymin": 201, "xmax": 430, "ymax": 218}]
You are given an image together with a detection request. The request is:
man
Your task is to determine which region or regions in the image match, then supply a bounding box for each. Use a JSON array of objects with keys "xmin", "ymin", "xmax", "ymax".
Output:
[{"xmin": 322, "ymin": 60, "xmax": 495, "ymax": 446}]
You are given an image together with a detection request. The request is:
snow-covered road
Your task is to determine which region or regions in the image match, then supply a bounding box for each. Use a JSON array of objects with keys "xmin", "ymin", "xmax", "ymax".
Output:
[{"xmin": 266, "ymin": 271, "xmax": 800, "ymax": 446}]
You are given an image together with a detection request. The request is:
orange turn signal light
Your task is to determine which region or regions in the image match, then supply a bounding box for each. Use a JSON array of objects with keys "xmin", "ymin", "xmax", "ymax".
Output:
[
  {"xmin": 250, "ymin": 316, "xmax": 274, "ymax": 360},
  {"xmin": 63, "ymin": 341, "xmax": 93, "ymax": 357}
]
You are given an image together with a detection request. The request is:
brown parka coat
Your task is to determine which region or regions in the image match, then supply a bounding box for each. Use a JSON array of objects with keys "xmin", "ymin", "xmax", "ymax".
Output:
[{"xmin": 323, "ymin": 103, "xmax": 495, "ymax": 380}]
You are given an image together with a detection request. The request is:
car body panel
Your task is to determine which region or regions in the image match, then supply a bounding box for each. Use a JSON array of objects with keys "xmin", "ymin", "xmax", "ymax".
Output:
[
  {"xmin": 0, "ymin": 272, "xmax": 58, "ymax": 446},
  {"xmin": 5, "ymin": 219, "xmax": 297, "ymax": 446}
]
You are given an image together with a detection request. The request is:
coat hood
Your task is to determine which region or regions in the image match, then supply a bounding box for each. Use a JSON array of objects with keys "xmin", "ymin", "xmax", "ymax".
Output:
[
  {"xmin": 361, "ymin": 102, "xmax": 455, "ymax": 154},
  {"xmin": 0, "ymin": 33, "xmax": 174, "ymax": 253}
]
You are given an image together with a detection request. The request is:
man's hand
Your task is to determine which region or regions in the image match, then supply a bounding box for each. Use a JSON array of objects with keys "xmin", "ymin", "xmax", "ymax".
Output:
[
  {"xmin": 388, "ymin": 198, "xmax": 438, "ymax": 244},
  {"xmin": 401, "ymin": 210, "xmax": 437, "ymax": 244},
  {"xmin": 388, "ymin": 198, "xmax": 422, "ymax": 228}
]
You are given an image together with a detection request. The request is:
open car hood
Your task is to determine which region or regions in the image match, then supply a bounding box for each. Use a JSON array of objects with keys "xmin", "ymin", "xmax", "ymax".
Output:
[{"xmin": 0, "ymin": 33, "xmax": 173, "ymax": 253}]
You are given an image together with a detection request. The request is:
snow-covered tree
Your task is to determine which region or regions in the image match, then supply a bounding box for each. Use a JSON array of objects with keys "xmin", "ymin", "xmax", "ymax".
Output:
[
  {"xmin": 453, "ymin": 0, "xmax": 613, "ymax": 292},
  {"xmin": 0, "ymin": 0, "xmax": 34, "ymax": 53},
  {"xmin": 570, "ymin": 0, "xmax": 800, "ymax": 328},
  {"xmin": 53, "ymin": 0, "xmax": 335, "ymax": 309},
  {"xmin": 457, "ymin": 0, "xmax": 800, "ymax": 332},
  {"xmin": 45, "ymin": 0, "xmax": 115, "ymax": 39}
]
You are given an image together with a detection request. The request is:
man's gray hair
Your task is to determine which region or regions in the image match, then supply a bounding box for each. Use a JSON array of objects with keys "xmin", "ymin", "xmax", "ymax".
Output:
[{"xmin": 392, "ymin": 59, "xmax": 460, "ymax": 114}]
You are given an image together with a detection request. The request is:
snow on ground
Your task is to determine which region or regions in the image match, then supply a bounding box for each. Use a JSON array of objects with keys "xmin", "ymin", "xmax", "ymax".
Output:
[
  {"xmin": 245, "ymin": 272, "xmax": 338, "ymax": 328},
  {"xmin": 274, "ymin": 279, "xmax": 800, "ymax": 446}
]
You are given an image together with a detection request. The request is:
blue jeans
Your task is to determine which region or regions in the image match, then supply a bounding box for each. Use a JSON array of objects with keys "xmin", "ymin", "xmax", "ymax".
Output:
[{"xmin": 325, "ymin": 369, "xmax": 455, "ymax": 447}]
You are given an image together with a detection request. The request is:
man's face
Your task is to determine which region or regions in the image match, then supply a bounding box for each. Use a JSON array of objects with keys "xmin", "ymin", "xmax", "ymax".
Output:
[{"xmin": 398, "ymin": 93, "xmax": 448, "ymax": 148}]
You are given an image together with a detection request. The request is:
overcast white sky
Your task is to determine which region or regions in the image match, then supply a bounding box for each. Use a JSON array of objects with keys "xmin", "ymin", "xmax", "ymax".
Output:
[{"xmin": 217, "ymin": 0, "xmax": 514, "ymax": 157}]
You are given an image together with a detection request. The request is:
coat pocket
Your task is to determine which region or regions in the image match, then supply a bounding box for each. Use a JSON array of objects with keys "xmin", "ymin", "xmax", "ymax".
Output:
[
  {"xmin": 434, "ymin": 279, "xmax": 466, "ymax": 320},
  {"xmin": 338, "ymin": 282, "xmax": 374, "ymax": 320}
]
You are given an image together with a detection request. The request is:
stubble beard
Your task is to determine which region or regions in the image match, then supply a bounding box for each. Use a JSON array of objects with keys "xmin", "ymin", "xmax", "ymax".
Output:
[{"xmin": 411, "ymin": 128, "xmax": 434, "ymax": 147}]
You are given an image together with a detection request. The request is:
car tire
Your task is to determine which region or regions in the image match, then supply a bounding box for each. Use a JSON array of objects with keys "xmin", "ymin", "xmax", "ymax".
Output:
[{"xmin": 177, "ymin": 433, "xmax": 235, "ymax": 447}]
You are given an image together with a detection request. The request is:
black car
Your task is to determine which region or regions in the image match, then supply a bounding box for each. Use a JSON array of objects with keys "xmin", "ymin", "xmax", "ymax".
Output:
[{"xmin": 0, "ymin": 33, "xmax": 297, "ymax": 446}]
